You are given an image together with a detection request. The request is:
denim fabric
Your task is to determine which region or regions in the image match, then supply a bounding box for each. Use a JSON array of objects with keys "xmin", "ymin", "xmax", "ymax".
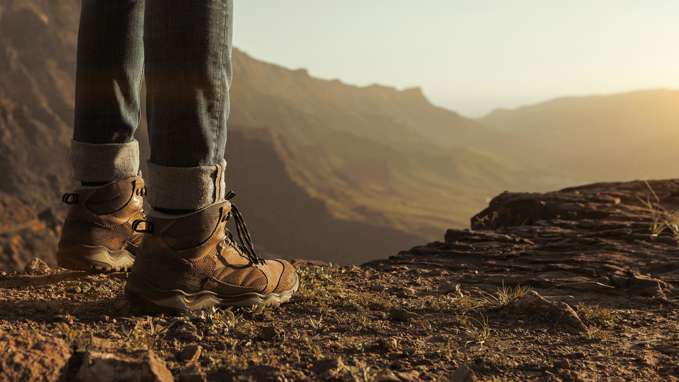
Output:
[
  {"xmin": 73, "ymin": 0, "xmax": 145, "ymax": 145},
  {"xmin": 73, "ymin": 0, "xmax": 233, "ymax": 167}
]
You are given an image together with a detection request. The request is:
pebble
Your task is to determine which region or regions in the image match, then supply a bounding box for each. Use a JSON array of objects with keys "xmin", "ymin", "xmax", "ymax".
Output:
[
  {"xmin": 176, "ymin": 344, "xmax": 202, "ymax": 363},
  {"xmin": 388, "ymin": 307, "xmax": 416, "ymax": 322}
]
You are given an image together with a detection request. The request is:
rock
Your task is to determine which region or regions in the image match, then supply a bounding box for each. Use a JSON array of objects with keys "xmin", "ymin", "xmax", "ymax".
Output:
[
  {"xmin": 397, "ymin": 287, "xmax": 416, "ymax": 298},
  {"xmin": 54, "ymin": 313, "xmax": 76, "ymax": 324},
  {"xmin": 313, "ymin": 357, "xmax": 347, "ymax": 379},
  {"xmin": 178, "ymin": 364, "xmax": 206, "ymax": 382},
  {"xmin": 244, "ymin": 365, "xmax": 281, "ymax": 381},
  {"xmin": 375, "ymin": 369, "xmax": 420, "ymax": 381},
  {"xmin": 0, "ymin": 330, "xmax": 71, "ymax": 382},
  {"xmin": 367, "ymin": 179, "xmax": 678, "ymax": 305},
  {"xmin": 374, "ymin": 370, "xmax": 401, "ymax": 382},
  {"xmin": 376, "ymin": 337, "xmax": 400, "ymax": 352},
  {"xmin": 388, "ymin": 307, "xmax": 416, "ymax": 322},
  {"xmin": 24, "ymin": 258, "xmax": 51, "ymax": 275},
  {"xmin": 439, "ymin": 281, "xmax": 462, "ymax": 296},
  {"xmin": 394, "ymin": 370, "xmax": 421, "ymax": 381},
  {"xmin": 76, "ymin": 349, "xmax": 173, "ymax": 382},
  {"xmin": 510, "ymin": 291, "xmax": 589, "ymax": 333},
  {"xmin": 258, "ymin": 325, "xmax": 284, "ymax": 341},
  {"xmin": 448, "ymin": 365, "xmax": 476, "ymax": 382},
  {"xmin": 166, "ymin": 318, "xmax": 201, "ymax": 342},
  {"xmin": 609, "ymin": 271, "xmax": 669, "ymax": 299},
  {"xmin": 176, "ymin": 344, "xmax": 202, "ymax": 363}
]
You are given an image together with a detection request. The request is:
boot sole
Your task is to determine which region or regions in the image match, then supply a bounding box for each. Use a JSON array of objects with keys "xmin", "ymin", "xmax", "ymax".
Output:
[
  {"xmin": 56, "ymin": 245, "xmax": 135, "ymax": 273},
  {"xmin": 124, "ymin": 277, "xmax": 300, "ymax": 312}
]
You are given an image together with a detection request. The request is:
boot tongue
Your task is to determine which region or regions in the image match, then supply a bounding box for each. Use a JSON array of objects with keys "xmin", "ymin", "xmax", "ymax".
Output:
[{"xmin": 155, "ymin": 202, "xmax": 229, "ymax": 251}]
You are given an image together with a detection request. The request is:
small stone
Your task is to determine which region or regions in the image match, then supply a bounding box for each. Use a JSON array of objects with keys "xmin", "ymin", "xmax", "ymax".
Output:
[
  {"xmin": 166, "ymin": 318, "xmax": 202, "ymax": 342},
  {"xmin": 394, "ymin": 370, "xmax": 421, "ymax": 381},
  {"xmin": 439, "ymin": 281, "xmax": 462, "ymax": 296},
  {"xmin": 370, "ymin": 284, "xmax": 386, "ymax": 292},
  {"xmin": 179, "ymin": 364, "xmax": 207, "ymax": 382},
  {"xmin": 397, "ymin": 287, "xmax": 417, "ymax": 298},
  {"xmin": 54, "ymin": 314, "xmax": 75, "ymax": 325},
  {"xmin": 430, "ymin": 334, "xmax": 449, "ymax": 343},
  {"xmin": 511, "ymin": 291, "xmax": 588, "ymax": 333},
  {"xmin": 374, "ymin": 337, "xmax": 399, "ymax": 352},
  {"xmin": 24, "ymin": 258, "xmax": 51, "ymax": 275},
  {"xmin": 374, "ymin": 370, "xmax": 401, "ymax": 382},
  {"xmin": 177, "ymin": 344, "xmax": 202, "ymax": 363},
  {"xmin": 67, "ymin": 286, "xmax": 83, "ymax": 293},
  {"xmin": 449, "ymin": 365, "xmax": 476, "ymax": 382},
  {"xmin": 77, "ymin": 349, "xmax": 173, "ymax": 382},
  {"xmin": 388, "ymin": 307, "xmax": 416, "ymax": 322},
  {"xmin": 246, "ymin": 365, "xmax": 282, "ymax": 381},
  {"xmin": 313, "ymin": 357, "xmax": 347, "ymax": 379},
  {"xmin": 258, "ymin": 325, "xmax": 283, "ymax": 341}
]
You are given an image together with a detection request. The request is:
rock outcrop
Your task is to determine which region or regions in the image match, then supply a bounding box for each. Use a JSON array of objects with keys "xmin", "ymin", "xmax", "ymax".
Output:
[{"xmin": 369, "ymin": 179, "xmax": 679, "ymax": 303}]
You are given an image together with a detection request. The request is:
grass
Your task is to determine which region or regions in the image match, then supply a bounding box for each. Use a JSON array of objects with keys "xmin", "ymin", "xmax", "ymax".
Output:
[
  {"xmin": 575, "ymin": 303, "xmax": 618, "ymax": 329},
  {"xmin": 640, "ymin": 181, "xmax": 679, "ymax": 241}
]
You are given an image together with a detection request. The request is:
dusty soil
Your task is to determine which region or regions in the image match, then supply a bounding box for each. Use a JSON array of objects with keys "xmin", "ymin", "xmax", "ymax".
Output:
[{"xmin": 1, "ymin": 179, "xmax": 679, "ymax": 381}]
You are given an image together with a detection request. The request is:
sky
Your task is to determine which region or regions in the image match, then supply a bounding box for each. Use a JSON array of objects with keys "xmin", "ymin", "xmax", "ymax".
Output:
[{"xmin": 234, "ymin": 1, "xmax": 679, "ymax": 117}]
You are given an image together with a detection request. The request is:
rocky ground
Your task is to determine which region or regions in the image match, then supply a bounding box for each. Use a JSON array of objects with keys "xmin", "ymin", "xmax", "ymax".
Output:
[{"xmin": 1, "ymin": 179, "xmax": 679, "ymax": 381}]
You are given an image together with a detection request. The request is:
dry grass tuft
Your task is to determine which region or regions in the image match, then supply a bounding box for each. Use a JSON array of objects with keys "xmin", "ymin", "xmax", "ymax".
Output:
[{"xmin": 640, "ymin": 181, "xmax": 679, "ymax": 241}]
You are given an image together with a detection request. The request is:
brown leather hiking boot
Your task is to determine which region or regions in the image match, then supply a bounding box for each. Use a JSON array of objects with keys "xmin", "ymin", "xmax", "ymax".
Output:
[
  {"xmin": 125, "ymin": 197, "xmax": 299, "ymax": 312},
  {"xmin": 56, "ymin": 175, "xmax": 146, "ymax": 272}
]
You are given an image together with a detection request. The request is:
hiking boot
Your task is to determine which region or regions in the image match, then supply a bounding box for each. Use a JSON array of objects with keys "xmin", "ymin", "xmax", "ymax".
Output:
[
  {"xmin": 125, "ymin": 197, "xmax": 299, "ymax": 312},
  {"xmin": 56, "ymin": 175, "xmax": 146, "ymax": 272}
]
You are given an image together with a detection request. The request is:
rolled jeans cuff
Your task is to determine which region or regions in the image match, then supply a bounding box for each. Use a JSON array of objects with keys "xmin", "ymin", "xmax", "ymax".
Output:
[
  {"xmin": 71, "ymin": 140, "xmax": 140, "ymax": 182},
  {"xmin": 147, "ymin": 159, "xmax": 227, "ymax": 210}
]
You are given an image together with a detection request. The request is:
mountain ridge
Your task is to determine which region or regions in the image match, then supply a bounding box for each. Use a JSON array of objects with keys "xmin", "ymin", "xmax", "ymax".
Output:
[{"xmin": 479, "ymin": 88, "xmax": 679, "ymax": 182}]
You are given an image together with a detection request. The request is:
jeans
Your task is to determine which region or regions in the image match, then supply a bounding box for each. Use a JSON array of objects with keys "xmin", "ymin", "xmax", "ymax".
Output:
[{"xmin": 71, "ymin": 0, "xmax": 233, "ymax": 210}]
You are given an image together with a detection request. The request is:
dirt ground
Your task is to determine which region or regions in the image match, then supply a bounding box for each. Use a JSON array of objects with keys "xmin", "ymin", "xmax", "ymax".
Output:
[{"xmin": 1, "ymin": 179, "xmax": 679, "ymax": 381}]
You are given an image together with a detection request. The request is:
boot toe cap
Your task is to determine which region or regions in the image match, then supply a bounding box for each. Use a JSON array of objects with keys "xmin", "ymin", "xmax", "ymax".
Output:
[{"xmin": 270, "ymin": 259, "xmax": 299, "ymax": 294}]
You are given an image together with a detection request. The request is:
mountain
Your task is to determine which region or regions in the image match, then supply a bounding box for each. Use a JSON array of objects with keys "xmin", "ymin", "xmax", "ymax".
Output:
[
  {"xmin": 480, "ymin": 89, "xmax": 679, "ymax": 182},
  {"xmin": 0, "ymin": 0, "xmax": 543, "ymax": 269},
  {"xmin": 227, "ymin": 49, "xmax": 549, "ymax": 237}
]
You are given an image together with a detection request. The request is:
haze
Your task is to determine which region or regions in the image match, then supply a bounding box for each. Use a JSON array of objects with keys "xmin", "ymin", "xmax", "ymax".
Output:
[{"xmin": 235, "ymin": 0, "xmax": 679, "ymax": 117}]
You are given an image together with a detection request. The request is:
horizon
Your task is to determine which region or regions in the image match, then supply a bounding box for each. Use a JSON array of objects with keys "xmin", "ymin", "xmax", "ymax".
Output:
[
  {"xmin": 234, "ymin": 46, "xmax": 679, "ymax": 118},
  {"xmin": 234, "ymin": 0, "xmax": 679, "ymax": 117}
]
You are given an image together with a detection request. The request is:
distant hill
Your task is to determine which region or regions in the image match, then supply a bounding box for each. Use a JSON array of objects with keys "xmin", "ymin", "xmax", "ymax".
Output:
[{"xmin": 480, "ymin": 89, "xmax": 679, "ymax": 182}]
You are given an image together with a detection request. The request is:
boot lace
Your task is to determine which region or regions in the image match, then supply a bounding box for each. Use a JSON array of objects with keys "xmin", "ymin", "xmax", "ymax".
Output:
[{"xmin": 225, "ymin": 191, "xmax": 265, "ymax": 265}]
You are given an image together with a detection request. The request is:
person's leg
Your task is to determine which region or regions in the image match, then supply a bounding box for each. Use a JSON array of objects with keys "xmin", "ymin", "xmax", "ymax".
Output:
[
  {"xmin": 58, "ymin": 0, "xmax": 146, "ymax": 272},
  {"xmin": 126, "ymin": 0, "xmax": 299, "ymax": 312},
  {"xmin": 144, "ymin": 0, "xmax": 232, "ymax": 212},
  {"xmin": 72, "ymin": 0, "xmax": 145, "ymax": 183}
]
